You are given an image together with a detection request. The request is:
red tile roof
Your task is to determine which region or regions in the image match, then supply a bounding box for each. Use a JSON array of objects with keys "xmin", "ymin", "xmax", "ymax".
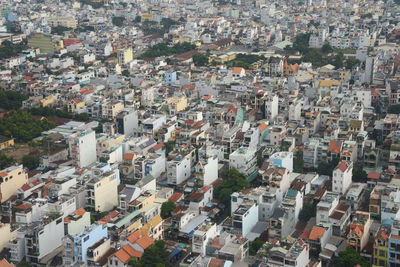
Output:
[{"xmin": 169, "ymin": 192, "xmax": 183, "ymax": 203}]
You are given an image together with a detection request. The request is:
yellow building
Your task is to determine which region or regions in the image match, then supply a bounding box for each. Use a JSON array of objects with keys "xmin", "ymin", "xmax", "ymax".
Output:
[
  {"xmin": 0, "ymin": 165, "xmax": 28, "ymax": 203},
  {"xmin": 0, "ymin": 136, "xmax": 14, "ymax": 150},
  {"xmin": 0, "ymin": 223, "xmax": 16, "ymax": 251},
  {"xmin": 166, "ymin": 96, "xmax": 188, "ymax": 113},
  {"xmin": 140, "ymin": 215, "xmax": 163, "ymax": 240},
  {"xmin": 102, "ymin": 100, "xmax": 124, "ymax": 120},
  {"xmin": 39, "ymin": 95, "xmax": 56, "ymax": 107},
  {"xmin": 117, "ymin": 47, "xmax": 133, "ymax": 65},
  {"xmin": 98, "ymin": 134, "xmax": 125, "ymax": 153},
  {"xmin": 373, "ymin": 227, "xmax": 389, "ymax": 267},
  {"xmin": 68, "ymin": 98, "xmax": 85, "ymax": 113},
  {"xmin": 86, "ymin": 171, "xmax": 118, "ymax": 212}
]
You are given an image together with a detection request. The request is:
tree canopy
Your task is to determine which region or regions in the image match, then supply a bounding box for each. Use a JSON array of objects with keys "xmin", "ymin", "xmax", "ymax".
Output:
[
  {"xmin": 214, "ymin": 168, "xmax": 250, "ymax": 214},
  {"xmin": 129, "ymin": 240, "xmax": 169, "ymax": 267},
  {"xmin": 0, "ymin": 89, "xmax": 28, "ymax": 110},
  {"xmin": 388, "ymin": 104, "xmax": 400, "ymax": 114},
  {"xmin": 299, "ymin": 202, "xmax": 317, "ymax": 222},
  {"xmin": 161, "ymin": 201, "xmax": 176, "ymax": 219},
  {"xmin": 0, "ymin": 110, "xmax": 56, "ymax": 142},
  {"xmin": 112, "ymin": 16, "xmax": 125, "ymax": 27},
  {"xmin": 139, "ymin": 42, "xmax": 196, "ymax": 59},
  {"xmin": 333, "ymin": 246, "xmax": 370, "ymax": 267},
  {"xmin": 0, "ymin": 152, "xmax": 15, "ymax": 169},
  {"xmin": 22, "ymin": 154, "xmax": 40, "ymax": 170},
  {"xmin": 249, "ymin": 238, "xmax": 264, "ymax": 256},
  {"xmin": 192, "ymin": 54, "xmax": 209, "ymax": 66},
  {"xmin": 0, "ymin": 40, "xmax": 27, "ymax": 60}
]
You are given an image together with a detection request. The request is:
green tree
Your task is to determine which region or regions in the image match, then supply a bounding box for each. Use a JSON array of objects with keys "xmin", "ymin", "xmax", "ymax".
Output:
[
  {"xmin": 214, "ymin": 168, "xmax": 250, "ymax": 215},
  {"xmin": 192, "ymin": 54, "xmax": 209, "ymax": 66},
  {"xmin": 73, "ymin": 113, "xmax": 89, "ymax": 121},
  {"xmin": 122, "ymin": 70, "xmax": 130, "ymax": 77},
  {"xmin": 0, "ymin": 152, "xmax": 15, "ymax": 169},
  {"xmin": 333, "ymin": 52, "xmax": 344, "ymax": 68},
  {"xmin": 0, "ymin": 89, "xmax": 28, "ymax": 110},
  {"xmin": 160, "ymin": 201, "xmax": 176, "ymax": 219},
  {"xmin": 346, "ymin": 59, "xmax": 360, "ymax": 69},
  {"xmin": 388, "ymin": 104, "xmax": 400, "ymax": 114},
  {"xmin": 134, "ymin": 15, "xmax": 141, "ymax": 23},
  {"xmin": 112, "ymin": 16, "xmax": 125, "ymax": 27},
  {"xmin": 316, "ymin": 157, "xmax": 340, "ymax": 176},
  {"xmin": 353, "ymin": 167, "xmax": 367, "ymax": 183},
  {"xmin": 333, "ymin": 246, "xmax": 370, "ymax": 267},
  {"xmin": 22, "ymin": 154, "xmax": 40, "ymax": 170},
  {"xmin": 0, "ymin": 110, "xmax": 56, "ymax": 142},
  {"xmin": 165, "ymin": 141, "xmax": 175, "ymax": 156},
  {"xmin": 299, "ymin": 202, "xmax": 317, "ymax": 222},
  {"xmin": 132, "ymin": 240, "xmax": 169, "ymax": 267},
  {"xmin": 321, "ymin": 43, "xmax": 333, "ymax": 53},
  {"xmin": 52, "ymin": 26, "xmax": 72, "ymax": 35},
  {"xmin": 294, "ymin": 151, "xmax": 304, "ymax": 173},
  {"xmin": 292, "ymin": 33, "xmax": 311, "ymax": 54},
  {"xmin": 249, "ymin": 238, "xmax": 263, "ymax": 256},
  {"xmin": 0, "ymin": 40, "xmax": 28, "ymax": 60}
]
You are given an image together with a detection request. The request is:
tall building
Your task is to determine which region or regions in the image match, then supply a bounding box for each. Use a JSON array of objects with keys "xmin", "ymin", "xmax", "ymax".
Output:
[
  {"xmin": 0, "ymin": 165, "xmax": 28, "ymax": 203},
  {"xmin": 68, "ymin": 130, "xmax": 97, "ymax": 168},
  {"xmin": 388, "ymin": 219, "xmax": 400, "ymax": 267},
  {"xmin": 332, "ymin": 161, "xmax": 353, "ymax": 195},
  {"xmin": 86, "ymin": 169, "xmax": 119, "ymax": 212},
  {"xmin": 116, "ymin": 109, "xmax": 138, "ymax": 137}
]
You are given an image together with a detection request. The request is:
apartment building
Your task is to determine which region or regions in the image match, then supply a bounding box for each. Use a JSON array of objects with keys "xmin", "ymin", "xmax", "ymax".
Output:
[
  {"xmin": 0, "ymin": 165, "xmax": 28, "ymax": 203},
  {"xmin": 68, "ymin": 130, "xmax": 97, "ymax": 168},
  {"xmin": 86, "ymin": 171, "xmax": 119, "ymax": 212}
]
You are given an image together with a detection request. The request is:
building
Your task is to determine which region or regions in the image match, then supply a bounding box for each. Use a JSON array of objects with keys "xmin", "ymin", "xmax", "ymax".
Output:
[
  {"xmin": 24, "ymin": 213, "xmax": 65, "ymax": 264},
  {"xmin": 27, "ymin": 33, "xmax": 57, "ymax": 54},
  {"xmin": 347, "ymin": 211, "xmax": 371, "ymax": 253},
  {"xmin": 0, "ymin": 135, "xmax": 14, "ymax": 150},
  {"xmin": 265, "ymin": 239, "xmax": 310, "ymax": 267},
  {"xmin": 0, "ymin": 165, "xmax": 28, "ymax": 203},
  {"xmin": 68, "ymin": 130, "xmax": 97, "ymax": 168},
  {"xmin": 373, "ymin": 225, "xmax": 390, "ymax": 267},
  {"xmin": 102, "ymin": 100, "xmax": 124, "ymax": 120},
  {"xmin": 86, "ymin": 170, "xmax": 119, "ymax": 212},
  {"xmin": 332, "ymin": 161, "xmax": 353, "ymax": 195},
  {"xmin": 229, "ymin": 147, "xmax": 256, "ymax": 177},
  {"xmin": 117, "ymin": 47, "xmax": 133, "ymax": 65},
  {"xmin": 167, "ymin": 153, "xmax": 191, "ymax": 185},
  {"xmin": 116, "ymin": 109, "xmax": 138, "ymax": 137},
  {"xmin": 48, "ymin": 15, "xmax": 77, "ymax": 29},
  {"xmin": 192, "ymin": 223, "xmax": 218, "ymax": 256},
  {"xmin": 63, "ymin": 223, "xmax": 108, "ymax": 266},
  {"xmin": 269, "ymin": 152, "xmax": 293, "ymax": 172},
  {"xmin": 388, "ymin": 219, "xmax": 400, "ymax": 267},
  {"xmin": 231, "ymin": 202, "xmax": 258, "ymax": 237},
  {"xmin": 64, "ymin": 208, "xmax": 91, "ymax": 236}
]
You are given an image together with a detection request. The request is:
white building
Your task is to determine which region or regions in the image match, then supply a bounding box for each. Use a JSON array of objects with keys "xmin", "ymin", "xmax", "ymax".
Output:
[
  {"xmin": 265, "ymin": 94, "xmax": 279, "ymax": 121},
  {"xmin": 192, "ymin": 223, "xmax": 219, "ymax": 256},
  {"xmin": 197, "ymin": 156, "xmax": 218, "ymax": 186},
  {"xmin": 316, "ymin": 192, "xmax": 340, "ymax": 224},
  {"xmin": 231, "ymin": 202, "xmax": 259, "ymax": 237},
  {"xmin": 167, "ymin": 153, "xmax": 191, "ymax": 185},
  {"xmin": 68, "ymin": 130, "xmax": 97, "ymax": 168},
  {"xmin": 332, "ymin": 161, "xmax": 353, "ymax": 195},
  {"xmin": 229, "ymin": 147, "xmax": 257, "ymax": 176},
  {"xmin": 269, "ymin": 152, "xmax": 293, "ymax": 173}
]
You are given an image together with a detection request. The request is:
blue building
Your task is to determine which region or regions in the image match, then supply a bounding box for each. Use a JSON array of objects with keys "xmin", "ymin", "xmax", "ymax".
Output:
[
  {"xmin": 388, "ymin": 219, "xmax": 400, "ymax": 267},
  {"xmin": 63, "ymin": 223, "xmax": 108, "ymax": 265},
  {"xmin": 164, "ymin": 71, "xmax": 177, "ymax": 85}
]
